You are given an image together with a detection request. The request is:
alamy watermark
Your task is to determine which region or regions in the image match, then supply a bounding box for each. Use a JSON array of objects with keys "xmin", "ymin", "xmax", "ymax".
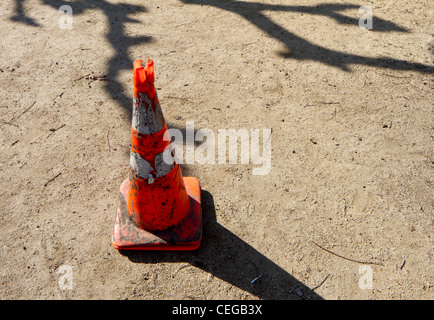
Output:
[
  {"xmin": 358, "ymin": 265, "xmax": 373, "ymax": 290},
  {"xmin": 334, "ymin": 265, "xmax": 374, "ymax": 292},
  {"xmin": 58, "ymin": 5, "xmax": 73, "ymax": 30},
  {"xmin": 163, "ymin": 121, "xmax": 272, "ymax": 176},
  {"xmin": 358, "ymin": 5, "xmax": 373, "ymax": 30},
  {"xmin": 57, "ymin": 264, "xmax": 73, "ymax": 290}
]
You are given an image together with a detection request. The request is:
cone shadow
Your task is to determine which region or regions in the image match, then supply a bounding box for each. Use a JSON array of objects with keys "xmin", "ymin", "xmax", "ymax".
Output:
[{"xmin": 120, "ymin": 190, "xmax": 323, "ymax": 300}]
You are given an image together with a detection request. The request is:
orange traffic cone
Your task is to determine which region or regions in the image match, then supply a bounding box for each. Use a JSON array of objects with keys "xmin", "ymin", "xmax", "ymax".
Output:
[{"xmin": 112, "ymin": 59, "xmax": 202, "ymax": 250}]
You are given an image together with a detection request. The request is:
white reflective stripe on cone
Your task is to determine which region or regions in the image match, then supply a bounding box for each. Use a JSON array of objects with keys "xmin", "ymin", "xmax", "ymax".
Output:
[
  {"xmin": 130, "ymin": 149, "xmax": 174, "ymax": 180},
  {"xmin": 130, "ymin": 151, "xmax": 152, "ymax": 179},
  {"xmin": 155, "ymin": 148, "xmax": 175, "ymax": 178},
  {"xmin": 132, "ymin": 92, "xmax": 165, "ymax": 135}
]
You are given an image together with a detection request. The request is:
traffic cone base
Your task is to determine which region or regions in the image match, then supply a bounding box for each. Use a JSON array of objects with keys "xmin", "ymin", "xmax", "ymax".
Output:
[{"xmin": 112, "ymin": 176, "xmax": 202, "ymax": 251}]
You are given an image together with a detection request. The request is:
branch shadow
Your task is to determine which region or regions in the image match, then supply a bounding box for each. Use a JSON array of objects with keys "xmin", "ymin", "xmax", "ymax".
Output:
[
  {"xmin": 180, "ymin": 0, "xmax": 433, "ymax": 73},
  {"xmin": 120, "ymin": 190, "xmax": 324, "ymax": 300},
  {"xmin": 11, "ymin": 0, "xmax": 433, "ymax": 123},
  {"xmin": 11, "ymin": 0, "xmax": 201, "ymax": 145},
  {"xmin": 10, "ymin": 0, "xmax": 40, "ymax": 26},
  {"xmin": 42, "ymin": 0, "xmax": 153, "ymax": 119}
]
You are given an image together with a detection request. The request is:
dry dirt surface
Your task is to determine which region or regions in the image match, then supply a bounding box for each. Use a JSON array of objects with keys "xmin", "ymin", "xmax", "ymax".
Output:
[{"xmin": 0, "ymin": 0, "xmax": 433, "ymax": 300}]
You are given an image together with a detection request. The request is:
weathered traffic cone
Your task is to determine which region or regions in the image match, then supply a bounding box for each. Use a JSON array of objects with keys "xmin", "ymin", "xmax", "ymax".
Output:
[{"xmin": 112, "ymin": 59, "xmax": 202, "ymax": 250}]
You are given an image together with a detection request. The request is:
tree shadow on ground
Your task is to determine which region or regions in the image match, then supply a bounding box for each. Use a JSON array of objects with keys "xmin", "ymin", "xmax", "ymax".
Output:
[
  {"xmin": 120, "ymin": 190, "xmax": 324, "ymax": 300},
  {"xmin": 10, "ymin": 0, "xmax": 433, "ymax": 122},
  {"xmin": 41, "ymin": 0, "xmax": 152, "ymax": 120},
  {"xmin": 180, "ymin": 0, "xmax": 433, "ymax": 73},
  {"xmin": 10, "ymin": 0, "xmax": 41, "ymax": 26},
  {"xmin": 11, "ymin": 0, "xmax": 203, "ymax": 139}
]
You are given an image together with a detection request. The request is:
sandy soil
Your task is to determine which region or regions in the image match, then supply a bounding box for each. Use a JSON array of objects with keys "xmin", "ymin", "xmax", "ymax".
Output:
[{"xmin": 0, "ymin": 0, "xmax": 433, "ymax": 300}]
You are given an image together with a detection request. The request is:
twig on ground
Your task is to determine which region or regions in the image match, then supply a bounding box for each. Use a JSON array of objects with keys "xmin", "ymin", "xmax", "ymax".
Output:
[
  {"xmin": 75, "ymin": 72, "xmax": 107, "ymax": 83},
  {"xmin": 174, "ymin": 264, "xmax": 193, "ymax": 274},
  {"xmin": 311, "ymin": 274, "xmax": 329, "ymax": 291},
  {"xmin": 317, "ymin": 101, "xmax": 340, "ymax": 104},
  {"xmin": 107, "ymin": 130, "xmax": 111, "ymax": 152},
  {"xmin": 46, "ymin": 124, "xmax": 66, "ymax": 139},
  {"xmin": 251, "ymin": 275, "xmax": 263, "ymax": 285},
  {"xmin": 9, "ymin": 101, "xmax": 36, "ymax": 123},
  {"xmin": 312, "ymin": 241, "xmax": 384, "ymax": 266},
  {"xmin": 0, "ymin": 118, "xmax": 19, "ymax": 128},
  {"xmin": 44, "ymin": 172, "xmax": 62, "ymax": 187},
  {"xmin": 381, "ymin": 72, "xmax": 412, "ymax": 79},
  {"xmin": 163, "ymin": 95, "xmax": 193, "ymax": 104}
]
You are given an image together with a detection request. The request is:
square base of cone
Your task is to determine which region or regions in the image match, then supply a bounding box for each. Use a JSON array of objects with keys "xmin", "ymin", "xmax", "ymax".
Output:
[{"xmin": 112, "ymin": 177, "xmax": 202, "ymax": 251}]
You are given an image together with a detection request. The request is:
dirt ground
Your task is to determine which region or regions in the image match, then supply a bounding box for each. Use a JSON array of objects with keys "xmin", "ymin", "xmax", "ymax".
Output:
[{"xmin": 0, "ymin": 0, "xmax": 433, "ymax": 300}]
